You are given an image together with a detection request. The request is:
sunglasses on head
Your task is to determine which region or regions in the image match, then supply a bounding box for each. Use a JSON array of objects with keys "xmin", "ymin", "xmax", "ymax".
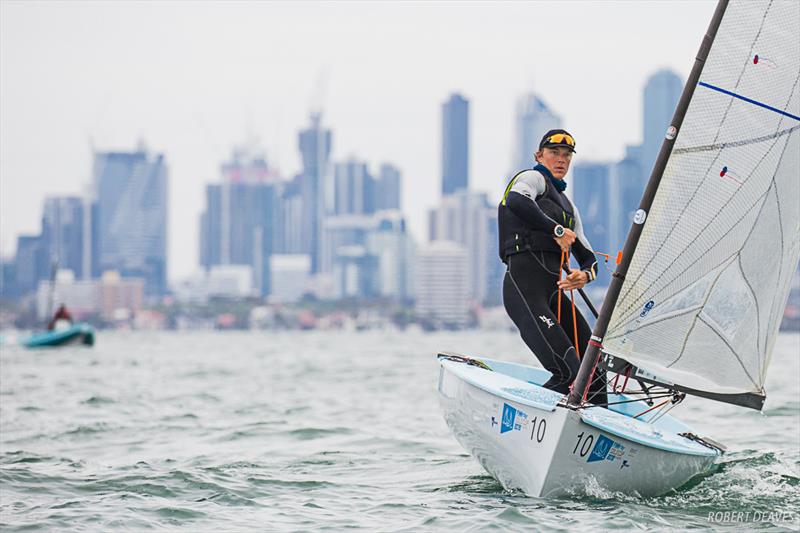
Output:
[{"xmin": 545, "ymin": 133, "xmax": 575, "ymax": 147}]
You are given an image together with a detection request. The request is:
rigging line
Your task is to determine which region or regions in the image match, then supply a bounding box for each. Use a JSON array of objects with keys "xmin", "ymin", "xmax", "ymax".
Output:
[
  {"xmin": 673, "ymin": 123, "xmax": 800, "ymax": 154},
  {"xmin": 696, "ymin": 314, "xmax": 761, "ymax": 388},
  {"xmin": 649, "ymin": 399, "xmax": 679, "ymax": 424},
  {"xmin": 613, "ymin": 129, "xmax": 790, "ymax": 325},
  {"xmin": 697, "ymin": 82, "xmax": 800, "ymax": 122}
]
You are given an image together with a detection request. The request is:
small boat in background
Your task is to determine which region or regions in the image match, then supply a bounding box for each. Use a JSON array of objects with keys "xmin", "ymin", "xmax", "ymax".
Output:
[{"xmin": 22, "ymin": 323, "xmax": 95, "ymax": 348}]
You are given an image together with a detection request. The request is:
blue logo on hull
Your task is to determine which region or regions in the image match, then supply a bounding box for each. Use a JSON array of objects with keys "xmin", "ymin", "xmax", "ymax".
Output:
[
  {"xmin": 500, "ymin": 403, "xmax": 516, "ymax": 434},
  {"xmin": 587, "ymin": 434, "xmax": 627, "ymax": 463},
  {"xmin": 588, "ymin": 434, "xmax": 613, "ymax": 462}
]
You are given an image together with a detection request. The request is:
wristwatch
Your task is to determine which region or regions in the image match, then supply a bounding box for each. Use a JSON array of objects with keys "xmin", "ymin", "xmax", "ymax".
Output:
[{"xmin": 553, "ymin": 224, "xmax": 565, "ymax": 238}]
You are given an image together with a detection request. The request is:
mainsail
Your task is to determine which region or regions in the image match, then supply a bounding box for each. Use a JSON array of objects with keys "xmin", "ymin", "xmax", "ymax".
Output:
[{"xmin": 600, "ymin": 0, "xmax": 800, "ymax": 409}]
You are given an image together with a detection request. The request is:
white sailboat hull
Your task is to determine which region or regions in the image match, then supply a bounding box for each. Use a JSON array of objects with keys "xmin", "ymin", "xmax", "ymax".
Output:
[{"xmin": 437, "ymin": 356, "xmax": 721, "ymax": 497}]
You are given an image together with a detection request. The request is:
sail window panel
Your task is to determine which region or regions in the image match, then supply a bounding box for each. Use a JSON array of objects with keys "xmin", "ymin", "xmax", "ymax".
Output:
[
  {"xmin": 700, "ymin": 260, "xmax": 759, "ymax": 356},
  {"xmin": 675, "ymin": 319, "xmax": 760, "ymax": 393},
  {"xmin": 607, "ymin": 266, "xmax": 716, "ymax": 342},
  {"xmin": 606, "ymin": 310, "xmax": 697, "ymax": 364}
]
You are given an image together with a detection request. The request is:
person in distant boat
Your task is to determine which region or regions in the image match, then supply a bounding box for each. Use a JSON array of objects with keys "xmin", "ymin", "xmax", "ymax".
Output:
[
  {"xmin": 498, "ymin": 129, "xmax": 607, "ymax": 405},
  {"xmin": 47, "ymin": 303, "xmax": 74, "ymax": 331}
]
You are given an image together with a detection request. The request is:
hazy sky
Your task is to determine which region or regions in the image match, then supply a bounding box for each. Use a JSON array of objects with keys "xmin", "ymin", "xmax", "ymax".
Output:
[{"xmin": 1, "ymin": 0, "xmax": 717, "ymax": 281}]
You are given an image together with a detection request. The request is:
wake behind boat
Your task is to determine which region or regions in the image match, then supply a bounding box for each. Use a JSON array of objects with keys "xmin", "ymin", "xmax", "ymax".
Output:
[{"xmin": 438, "ymin": 0, "xmax": 799, "ymax": 497}]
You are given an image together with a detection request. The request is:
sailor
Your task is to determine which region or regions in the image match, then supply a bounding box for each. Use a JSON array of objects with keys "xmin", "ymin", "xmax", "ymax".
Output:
[
  {"xmin": 498, "ymin": 129, "xmax": 607, "ymax": 405},
  {"xmin": 47, "ymin": 303, "xmax": 74, "ymax": 331}
]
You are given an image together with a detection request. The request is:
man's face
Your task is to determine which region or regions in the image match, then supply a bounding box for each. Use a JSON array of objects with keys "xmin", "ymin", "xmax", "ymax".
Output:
[{"xmin": 537, "ymin": 146, "xmax": 573, "ymax": 179}]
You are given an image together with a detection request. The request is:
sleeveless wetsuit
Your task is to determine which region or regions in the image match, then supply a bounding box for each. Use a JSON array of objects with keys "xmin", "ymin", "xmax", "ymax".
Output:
[{"xmin": 498, "ymin": 164, "xmax": 607, "ymax": 405}]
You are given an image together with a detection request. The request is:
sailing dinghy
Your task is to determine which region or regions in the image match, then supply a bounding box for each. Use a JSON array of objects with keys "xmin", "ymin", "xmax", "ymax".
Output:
[{"xmin": 438, "ymin": 0, "xmax": 799, "ymax": 497}]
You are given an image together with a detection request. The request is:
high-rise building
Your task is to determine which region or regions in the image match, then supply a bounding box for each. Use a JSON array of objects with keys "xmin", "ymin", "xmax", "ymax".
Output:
[
  {"xmin": 615, "ymin": 154, "xmax": 646, "ymax": 246},
  {"xmin": 442, "ymin": 93, "xmax": 469, "ymax": 196},
  {"xmin": 42, "ymin": 197, "xmax": 85, "ymax": 279},
  {"xmin": 376, "ymin": 164, "xmax": 402, "ymax": 211},
  {"xmin": 367, "ymin": 211, "xmax": 413, "ymax": 301},
  {"xmin": 13, "ymin": 235, "xmax": 47, "ymax": 297},
  {"xmin": 277, "ymin": 176, "xmax": 305, "ymax": 255},
  {"xmin": 428, "ymin": 190, "xmax": 497, "ymax": 304},
  {"xmin": 415, "ymin": 240, "xmax": 469, "ymax": 328},
  {"xmin": 334, "ymin": 159, "xmax": 375, "ymax": 215},
  {"xmin": 642, "ymin": 69, "xmax": 683, "ymax": 175},
  {"xmin": 199, "ymin": 148, "xmax": 279, "ymax": 297},
  {"xmin": 269, "ymin": 254, "xmax": 311, "ymax": 303},
  {"xmin": 511, "ymin": 93, "xmax": 562, "ymax": 173},
  {"xmin": 571, "ymin": 162, "xmax": 616, "ymax": 286},
  {"xmin": 298, "ymin": 113, "xmax": 332, "ymax": 274},
  {"xmin": 93, "ymin": 145, "xmax": 168, "ymax": 296}
]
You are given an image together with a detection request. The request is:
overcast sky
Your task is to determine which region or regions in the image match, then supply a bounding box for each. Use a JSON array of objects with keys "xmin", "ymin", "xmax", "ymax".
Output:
[{"xmin": 1, "ymin": 0, "xmax": 717, "ymax": 281}]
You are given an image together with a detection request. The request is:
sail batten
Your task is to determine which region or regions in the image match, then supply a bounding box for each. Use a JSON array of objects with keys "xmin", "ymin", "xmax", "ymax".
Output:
[{"xmin": 601, "ymin": 0, "xmax": 799, "ymax": 408}]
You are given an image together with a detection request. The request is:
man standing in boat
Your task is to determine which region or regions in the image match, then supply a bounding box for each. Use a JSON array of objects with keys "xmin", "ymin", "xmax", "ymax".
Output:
[
  {"xmin": 498, "ymin": 129, "xmax": 607, "ymax": 405},
  {"xmin": 47, "ymin": 303, "xmax": 74, "ymax": 331}
]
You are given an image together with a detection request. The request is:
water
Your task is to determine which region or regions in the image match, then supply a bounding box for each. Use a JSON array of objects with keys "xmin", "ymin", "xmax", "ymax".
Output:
[{"xmin": 1, "ymin": 330, "xmax": 798, "ymax": 531}]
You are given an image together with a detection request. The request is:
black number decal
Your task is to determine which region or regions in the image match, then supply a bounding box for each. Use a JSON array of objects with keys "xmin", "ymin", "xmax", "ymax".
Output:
[
  {"xmin": 573, "ymin": 432, "xmax": 594, "ymax": 457},
  {"xmin": 573, "ymin": 431, "xmax": 584, "ymax": 454},
  {"xmin": 580, "ymin": 435, "xmax": 594, "ymax": 457},
  {"xmin": 530, "ymin": 417, "xmax": 547, "ymax": 443}
]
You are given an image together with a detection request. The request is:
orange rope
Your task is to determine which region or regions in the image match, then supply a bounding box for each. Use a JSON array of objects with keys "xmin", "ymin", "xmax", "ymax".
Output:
[
  {"xmin": 570, "ymin": 286, "xmax": 580, "ymax": 358},
  {"xmin": 557, "ymin": 249, "xmax": 581, "ymax": 359},
  {"xmin": 557, "ymin": 250, "xmax": 564, "ymax": 323}
]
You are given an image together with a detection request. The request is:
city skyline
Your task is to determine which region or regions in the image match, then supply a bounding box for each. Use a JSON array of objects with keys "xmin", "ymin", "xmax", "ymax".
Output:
[{"xmin": 1, "ymin": 1, "xmax": 718, "ymax": 281}]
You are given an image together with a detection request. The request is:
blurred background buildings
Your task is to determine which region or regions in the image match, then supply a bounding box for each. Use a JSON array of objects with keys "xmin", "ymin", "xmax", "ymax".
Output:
[{"xmin": 3, "ymin": 68, "xmax": 798, "ymax": 331}]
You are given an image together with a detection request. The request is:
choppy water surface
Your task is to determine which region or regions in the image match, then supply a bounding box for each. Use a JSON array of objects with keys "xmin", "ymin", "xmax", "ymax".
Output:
[{"xmin": 1, "ymin": 330, "xmax": 798, "ymax": 531}]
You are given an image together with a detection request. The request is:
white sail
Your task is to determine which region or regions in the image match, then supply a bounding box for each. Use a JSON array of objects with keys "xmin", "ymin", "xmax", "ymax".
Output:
[{"xmin": 603, "ymin": 0, "xmax": 800, "ymax": 401}]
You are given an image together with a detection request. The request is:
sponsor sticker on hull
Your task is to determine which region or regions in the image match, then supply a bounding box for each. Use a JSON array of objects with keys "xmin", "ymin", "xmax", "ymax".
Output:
[
  {"xmin": 498, "ymin": 403, "xmax": 528, "ymax": 434},
  {"xmin": 587, "ymin": 434, "xmax": 627, "ymax": 464}
]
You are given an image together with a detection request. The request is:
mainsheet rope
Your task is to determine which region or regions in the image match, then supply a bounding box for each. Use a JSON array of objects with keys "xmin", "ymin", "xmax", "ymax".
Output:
[{"xmin": 556, "ymin": 249, "xmax": 581, "ymax": 359}]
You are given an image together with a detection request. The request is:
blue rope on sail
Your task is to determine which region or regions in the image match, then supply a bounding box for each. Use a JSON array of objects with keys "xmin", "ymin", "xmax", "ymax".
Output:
[{"xmin": 698, "ymin": 81, "xmax": 800, "ymax": 121}]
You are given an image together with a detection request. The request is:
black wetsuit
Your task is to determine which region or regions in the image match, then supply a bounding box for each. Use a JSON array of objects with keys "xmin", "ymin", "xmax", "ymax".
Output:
[{"xmin": 499, "ymin": 164, "xmax": 607, "ymax": 405}]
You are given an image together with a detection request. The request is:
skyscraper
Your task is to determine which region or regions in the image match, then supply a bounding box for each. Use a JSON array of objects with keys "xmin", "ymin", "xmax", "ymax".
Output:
[
  {"xmin": 511, "ymin": 93, "xmax": 562, "ymax": 174},
  {"xmin": 571, "ymin": 162, "xmax": 616, "ymax": 286},
  {"xmin": 42, "ymin": 197, "xmax": 85, "ymax": 279},
  {"xmin": 376, "ymin": 163, "xmax": 401, "ymax": 211},
  {"xmin": 13, "ymin": 235, "xmax": 47, "ymax": 296},
  {"xmin": 642, "ymin": 69, "xmax": 683, "ymax": 175},
  {"xmin": 334, "ymin": 159, "xmax": 375, "ymax": 216},
  {"xmin": 93, "ymin": 145, "xmax": 168, "ymax": 296},
  {"xmin": 415, "ymin": 240, "xmax": 469, "ymax": 328},
  {"xmin": 199, "ymin": 147, "xmax": 279, "ymax": 297},
  {"xmin": 428, "ymin": 190, "xmax": 497, "ymax": 304},
  {"xmin": 298, "ymin": 113, "xmax": 332, "ymax": 274},
  {"xmin": 442, "ymin": 93, "xmax": 469, "ymax": 196}
]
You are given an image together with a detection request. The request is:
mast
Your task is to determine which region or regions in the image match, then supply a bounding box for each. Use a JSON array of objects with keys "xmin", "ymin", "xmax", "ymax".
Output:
[{"xmin": 567, "ymin": 0, "xmax": 731, "ymax": 408}]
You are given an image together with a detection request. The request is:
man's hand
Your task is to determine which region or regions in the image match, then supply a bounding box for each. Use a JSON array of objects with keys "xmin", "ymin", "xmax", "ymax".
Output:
[
  {"xmin": 558, "ymin": 268, "xmax": 588, "ymax": 291},
  {"xmin": 554, "ymin": 228, "xmax": 577, "ymax": 252}
]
